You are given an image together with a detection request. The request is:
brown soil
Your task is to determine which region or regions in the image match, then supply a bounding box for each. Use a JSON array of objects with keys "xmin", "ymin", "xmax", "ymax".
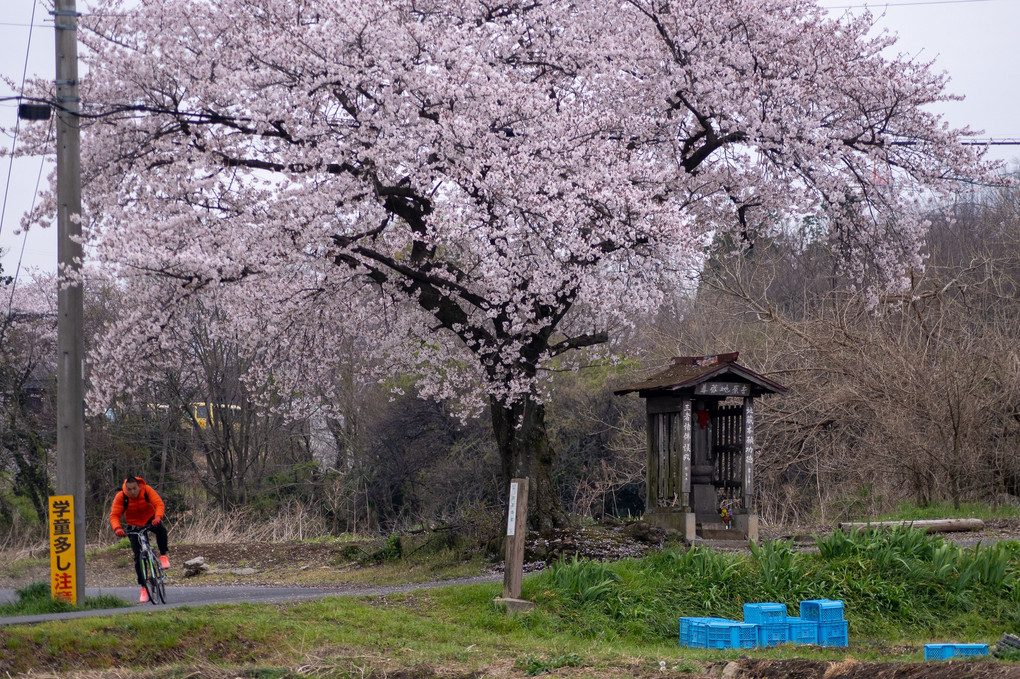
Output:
[{"xmin": 700, "ymin": 658, "xmax": 1020, "ymax": 679}]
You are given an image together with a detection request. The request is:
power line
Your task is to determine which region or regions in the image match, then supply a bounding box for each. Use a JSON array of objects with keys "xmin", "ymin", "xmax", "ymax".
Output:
[
  {"xmin": 822, "ymin": 0, "xmax": 1001, "ymax": 9},
  {"xmin": 0, "ymin": 1, "xmax": 40, "ymax": 244},
  {"xmin": 963, "ymin": 139, "xmax": 1020, "ymax": 146},
  {"xmin": 8, "ymin": 95, "xmax": 1020, "ymax": 144},
  {"xmin": 6, "ymin": 119, "xmax": 53, "ymax": 321}
]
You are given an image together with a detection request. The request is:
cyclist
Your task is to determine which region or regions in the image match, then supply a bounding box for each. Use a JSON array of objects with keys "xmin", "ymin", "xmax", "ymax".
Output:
[{"xmin": 110, "ymin": 475, "xmax": 171, "ymax": 602}]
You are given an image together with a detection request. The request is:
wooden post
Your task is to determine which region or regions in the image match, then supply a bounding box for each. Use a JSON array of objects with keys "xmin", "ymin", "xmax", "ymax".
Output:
[
  {"xmin": 645, "ymin": 412, "xmax": 656, "ymax": 510},
  {"xmin": 502, "ymin": 478, "xmax": 529, "ymax": 600}
]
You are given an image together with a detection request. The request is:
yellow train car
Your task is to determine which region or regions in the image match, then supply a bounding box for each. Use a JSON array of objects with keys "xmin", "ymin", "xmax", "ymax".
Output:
[{"xmin": 186, "ymin": 402, "xmax": 241, "ymax": 429}]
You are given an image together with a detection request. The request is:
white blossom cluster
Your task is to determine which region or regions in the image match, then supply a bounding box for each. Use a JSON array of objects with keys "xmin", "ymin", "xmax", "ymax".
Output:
[{"xmin": 8, "ymin": 0, "xmax": 992, "ymax": 417}]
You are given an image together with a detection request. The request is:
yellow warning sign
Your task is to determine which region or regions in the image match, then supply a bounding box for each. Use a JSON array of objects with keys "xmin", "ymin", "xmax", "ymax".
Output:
[{"xmin": 48, "ymin": 495, "xmax": 76, "ymax": 603}]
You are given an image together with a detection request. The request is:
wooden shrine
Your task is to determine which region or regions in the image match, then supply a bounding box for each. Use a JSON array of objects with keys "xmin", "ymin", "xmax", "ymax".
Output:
[{"xmin": 614, "ymin": 353, "xmax": 786, "ymax": 542}]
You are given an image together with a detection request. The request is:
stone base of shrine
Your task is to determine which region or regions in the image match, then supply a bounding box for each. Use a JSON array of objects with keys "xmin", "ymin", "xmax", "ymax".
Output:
[
  {"xmin": 734, "ymin": 513, "xmax": 758, "ymax": 542},
  {"xmin": 698, "ymin": 522, "xmax": 745, "ymax": 541},
  {"xmin": 696, "ymin": 513, "xmax": 758, "ymax": 542},
  {"xmin": 644, "ymin": 509, "xmax": 759, "ymax": 544},
  {"xmin": 644, "ymin": 508, "xmax": 697, "ymax": 540}
]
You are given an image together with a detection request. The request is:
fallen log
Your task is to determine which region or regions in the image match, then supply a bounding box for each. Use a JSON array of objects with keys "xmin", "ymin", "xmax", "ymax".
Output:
[{"xmin": 837, "ymin": 518, "xmax": 985, "ymax": 534}]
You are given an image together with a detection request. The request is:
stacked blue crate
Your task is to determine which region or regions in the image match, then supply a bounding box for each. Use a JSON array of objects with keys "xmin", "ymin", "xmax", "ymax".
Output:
[
  {"xmin": 705, "ymin": 621, "xmax": 759, "ymax": 650},
  {"xmin": 816, "ymin": 620, "xmax": 849, "ymax": 647},
  {"xmin": 680, "ymin": 600, "xmax": 850, "ymax": 650},
  {"xmin": 800, "ymin": 599, "xmax": 844, "ymax": 623},
  {"xmin": 924, "ymin": 644, "xmax": 989, "ymax": 661},
  {"xmin": 743, "ymin": 602, "xmax": 788, "ymax": 625},
  {"xmin": 785, "ymin": 617, "xmax": 819, "ymax": 645},
  {"xmin": 743, "ymin": 603, "xmax": 788, "ymax": 647},
  {"xmin": 679, "ymin": 617, "xmax": 699, "ymax": 646},
  {"xmin": 680, "ymin": 617, "xmax": 737, "ymax": 648},
  {"xmin": 800, "ymin": 599, "xmax": 848, "ymax": 647}
]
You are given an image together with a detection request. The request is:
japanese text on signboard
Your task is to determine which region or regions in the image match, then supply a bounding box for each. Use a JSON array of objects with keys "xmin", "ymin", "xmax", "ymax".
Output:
[
  {"xmin": 694, "ymin": 382, "xmax": 750, "ymax": 397},
  {"xmin": 506, "ymin": 482, "xmax": 519, "ymax": 536},
  {"xmin": 48, "ymin": 495, "xmax": 76, "ymax": 603}
]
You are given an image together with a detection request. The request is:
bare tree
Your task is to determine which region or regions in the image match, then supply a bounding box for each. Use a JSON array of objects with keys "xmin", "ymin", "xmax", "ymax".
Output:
[{"xmin": 664, "ymin": 178, "xmax": 1020, "ymax": 523}]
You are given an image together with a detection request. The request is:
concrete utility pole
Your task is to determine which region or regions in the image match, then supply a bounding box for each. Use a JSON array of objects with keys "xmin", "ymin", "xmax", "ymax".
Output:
[{"xmin": 53, "ymin": 0, "xmax": 86, "ymax": 606}]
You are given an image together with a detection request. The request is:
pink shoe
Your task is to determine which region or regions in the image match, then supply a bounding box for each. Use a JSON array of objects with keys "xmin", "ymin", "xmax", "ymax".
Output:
[
  {"xmin": 159, "ymin": 555, "xmax": 170, "ymax": 569},
  {"xmin": 139, "ymin": 587, "xmax": 149, "ymax": 603}
]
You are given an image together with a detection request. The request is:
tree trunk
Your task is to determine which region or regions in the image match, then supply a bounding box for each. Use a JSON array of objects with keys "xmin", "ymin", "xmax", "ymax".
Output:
[{"xmin": 490, "ymin": 395, "xmax": 570, "ymax": 534}]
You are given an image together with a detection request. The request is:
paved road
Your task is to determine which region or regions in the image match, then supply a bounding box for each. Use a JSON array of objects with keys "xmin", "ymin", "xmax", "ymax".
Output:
[{"xmin": 0, "ymin": 574, "xmax": 502, "ymax": 626}]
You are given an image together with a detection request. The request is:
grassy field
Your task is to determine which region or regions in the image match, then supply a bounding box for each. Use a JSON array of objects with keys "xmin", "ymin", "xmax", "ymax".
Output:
[
  {"xmin": 2, "ymin": 527, "xmax": 1019, "ymax": 677},
  {"xmin": 869, "ymin": 501, "xmax": 1020, "ymax": 522},
  {"xmin": 0, "ymin": 581, "xmax": 127, "ymax": 617},
  {"xmin": 0, "ymin": 580, "xmax": 934, "ymax": 678}
]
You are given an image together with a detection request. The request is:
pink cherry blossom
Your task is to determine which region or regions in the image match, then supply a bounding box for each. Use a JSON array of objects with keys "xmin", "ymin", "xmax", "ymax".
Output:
[{"xmin": 8, "ymin": 0, "xmax": 993, "ymax": 529}]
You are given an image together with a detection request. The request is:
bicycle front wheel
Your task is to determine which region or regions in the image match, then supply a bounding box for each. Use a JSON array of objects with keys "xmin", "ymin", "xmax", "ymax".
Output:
[
  {"xmin": 142, "ymin": 555, "xmax": 159, "ymax": 605},
  {"xmin": 154, "ymin": 573, "xmax": 167, "ymax": 604},
  {"xmin": 151, "ymin": 560, "xmax": 167, "ymax": 604},
  {"xmin": 142, "ymin": 575, "xmax": 156, "ymax": 605}
]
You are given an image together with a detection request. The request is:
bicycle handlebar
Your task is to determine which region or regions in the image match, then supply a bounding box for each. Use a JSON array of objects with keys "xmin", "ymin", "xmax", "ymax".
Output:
[{"xmin": 123, "ymin": 524, "xmax": 155, "ymax": 534}]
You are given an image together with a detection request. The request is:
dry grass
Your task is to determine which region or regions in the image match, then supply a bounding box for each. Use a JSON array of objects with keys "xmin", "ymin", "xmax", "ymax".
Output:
[
  {"xmin": 164, "ymin": 501, "xmax": 335, "ymax": 545},
  {"xmin": 0, "ymin": 504, "xmax": 343, "ymax": 569}
]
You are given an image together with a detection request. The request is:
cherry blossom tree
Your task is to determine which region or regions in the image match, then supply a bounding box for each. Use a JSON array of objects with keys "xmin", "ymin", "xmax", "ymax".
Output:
[
  {"xmin": 15, "ymin": 0, "xmax": 991, "ymax": 530},
  {"xmin": 1, "ymin": 270, "xmax": 57, "ymax": 528}
]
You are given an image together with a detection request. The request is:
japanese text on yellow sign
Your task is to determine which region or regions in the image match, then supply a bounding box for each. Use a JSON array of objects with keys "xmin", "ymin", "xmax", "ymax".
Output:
[{"xmin": 48, "ymin": 495, "xmax": 76, "ymax": 603}]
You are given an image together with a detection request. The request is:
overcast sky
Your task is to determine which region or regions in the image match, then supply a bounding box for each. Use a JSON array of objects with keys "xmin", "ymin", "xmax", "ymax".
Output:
[{"xmin": 2, "ymin": 0, "xmax": 1019, "ymax": 277}]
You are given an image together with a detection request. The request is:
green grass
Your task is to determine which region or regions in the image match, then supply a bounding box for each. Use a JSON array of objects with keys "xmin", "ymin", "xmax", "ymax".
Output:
[
  {"xmin": 867, "ymin": 500, "xmax": 1020, "ymax": 522},
  {"xmin": 0, "ymin": 587, "xmax": 796, "ymax": 675},
  {"xmin": 2, "ymin": 528, "xmax": 1018, "ymax": 677},
  {"xmin": 86, "ymin": 538, "xmax": 131, "ymax": 557},
  {"xmin": 0, "ymin": 581, "xmax": 128, "ymax": 616},
  {"xmin": 524, "ymin": 528, "xmax": 1020, "ymax": 645}
]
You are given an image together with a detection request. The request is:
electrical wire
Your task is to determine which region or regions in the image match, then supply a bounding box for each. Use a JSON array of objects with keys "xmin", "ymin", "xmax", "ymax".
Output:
[
  {"xmin": 0, "ymin": 0, "xmax": 39, "ymax": 244},
  {"xmin": 822, "ymin": 0, "xmax": 1002, "ymax": 9},
  {"xmin": 5, "ymin": 119, "xmax": 54, "ymax": 322}
]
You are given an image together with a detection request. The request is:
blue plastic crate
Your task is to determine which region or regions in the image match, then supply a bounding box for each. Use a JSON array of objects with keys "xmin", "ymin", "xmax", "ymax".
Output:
[
  {"xmin": 679, "ymin": 617, "xmax": 697, "ymax": 646},
  {"xmin": 925, "ymin": 644, "xmax": 956, "ymax": 661},
  {"xmin": 924, "ymin": 644, "xmax": 989, "ymax": 661},
  {"xmin": 786, "ymin": 617, "xmax": 819, "ymax": 645},
  {"xmin": 757, "ymin": 623, "xmax": 789, "ymax": 647},
  {"xmin": 800, "ymin": 599, "xmax": 844, "ymax": 622},
  {"xmin": 955, "ymin": 644, "xmax": 990, "ymax": 659},
  {"xmin": 680, "ymin": 617, "xmax": 735, "ymax": 647},
  {"xmin": 705, "ymin": 621, "xmax": 759, "ymax": 650},
  {"xmin": 743, "ymin": 602, "xmax": 788, "ymax": 625},
  {"xmin": 817, "ymin": 620, "xmax": 849, "ymax": 648}
]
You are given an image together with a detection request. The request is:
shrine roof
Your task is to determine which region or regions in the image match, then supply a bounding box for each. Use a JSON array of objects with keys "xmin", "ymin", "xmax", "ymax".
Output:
[{"xmin": 613, "ymin": 352, "xmax": 787, "ymax": 397}]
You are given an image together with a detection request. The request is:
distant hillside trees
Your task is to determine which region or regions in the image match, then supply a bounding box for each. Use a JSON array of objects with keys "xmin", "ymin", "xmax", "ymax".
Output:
[{"xmin": 676, "ymin": 177, "xmax": 1020, "ymax": 522}]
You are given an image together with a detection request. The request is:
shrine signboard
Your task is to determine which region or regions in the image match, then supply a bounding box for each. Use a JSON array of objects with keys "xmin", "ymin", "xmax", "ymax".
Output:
[{"xmin": 694, "ymin": 382, "xmax": 750, "ymax": 397}]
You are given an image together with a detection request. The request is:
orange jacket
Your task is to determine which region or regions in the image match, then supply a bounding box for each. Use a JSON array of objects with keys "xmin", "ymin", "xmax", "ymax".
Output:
[{"xmin": 109, "ymin": 477, "xmax": 165, "ymax": 530}]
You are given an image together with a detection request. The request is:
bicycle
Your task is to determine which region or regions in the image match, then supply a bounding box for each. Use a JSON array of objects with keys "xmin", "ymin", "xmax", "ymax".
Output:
[{"xmin": 125, "ymin": 525, "xmax": 167, "ymax": 604}]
